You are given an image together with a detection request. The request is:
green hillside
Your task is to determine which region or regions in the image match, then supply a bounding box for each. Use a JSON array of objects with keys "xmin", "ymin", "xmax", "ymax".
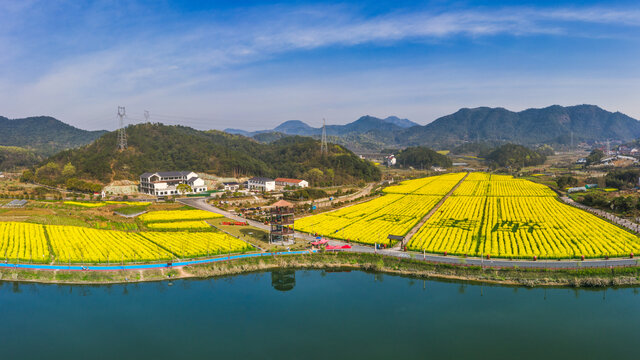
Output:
[
  {"xmin": 0, "ymin": 116, "xmax": 106, "ymax": 156},
  {"xmin": 400, "ymin": 105, "xmax": 640, "ymax": 148},
  {"xmin": 26, "ymin": 123, "xmax": 380, "ymax": 190},
  {"xmin": 0, "ymin": 146, "xmax": 40, "ymax": 170}
]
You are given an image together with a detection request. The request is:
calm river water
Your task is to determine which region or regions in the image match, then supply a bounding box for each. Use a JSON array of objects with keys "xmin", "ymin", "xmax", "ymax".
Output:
[{"xmin": 0, "ymin": 270, "xmax": 638, "ymax": 359}]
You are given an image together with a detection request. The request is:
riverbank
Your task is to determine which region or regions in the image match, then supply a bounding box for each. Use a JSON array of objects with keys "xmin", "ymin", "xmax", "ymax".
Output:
[{"xmin": 2, "ymin": 252, "xmax": 640, "ymax": 287}]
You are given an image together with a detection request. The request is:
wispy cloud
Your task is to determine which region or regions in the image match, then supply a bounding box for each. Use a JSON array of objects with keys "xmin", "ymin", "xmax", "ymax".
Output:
[{"xmin": 1, "ymin": 2, "xmax": 640, "ymax": 129}]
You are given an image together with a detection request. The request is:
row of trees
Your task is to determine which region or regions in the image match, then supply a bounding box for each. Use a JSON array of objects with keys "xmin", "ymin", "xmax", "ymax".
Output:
[
  {"xmin": 21, "ymin": 161, "xmax": 102, "ymax": 193},
  {"xmin": 578, "ymin": 193, "xmax": 640, "ymax": 213},
  {"xmin": 394, "ymin": 147, "xmax": 452, "ymax": 169},
  {"xmin": 485, "ymin": 144, "xmax": 547, "ymax": 169}
]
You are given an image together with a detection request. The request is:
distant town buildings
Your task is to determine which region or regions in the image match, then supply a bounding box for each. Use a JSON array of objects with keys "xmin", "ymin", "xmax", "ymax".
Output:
[{"xmin": 139, "ymin": 171, "xmax": 207, "ymax": 196}]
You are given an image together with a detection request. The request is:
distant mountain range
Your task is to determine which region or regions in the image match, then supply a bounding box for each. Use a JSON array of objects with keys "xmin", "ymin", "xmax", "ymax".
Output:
[
  {"xmin": 226, "ymin": 115, "xmax": 419, "ymax": 137},
  {"xmin": 0, "ymin": 116, "xmax": 106, "ymax": 156},
  {"xmin": 226, "ymin": 105, "xmax": 640, "ymax": 150}
]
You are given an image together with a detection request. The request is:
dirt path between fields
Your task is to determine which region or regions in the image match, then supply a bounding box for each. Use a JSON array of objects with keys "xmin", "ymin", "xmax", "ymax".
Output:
[{"xmin": 393, "ymin": 172, "xmax": 469, "ymax": 250}]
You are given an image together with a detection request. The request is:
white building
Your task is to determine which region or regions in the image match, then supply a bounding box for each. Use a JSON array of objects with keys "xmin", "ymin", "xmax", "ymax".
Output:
[
  {"xmin": 385, "ymin": 155, "xmax": 396, "ymax": 166},
  {"xmin": 275, "ymin": 178, "xmax": 309, "ymax": 188},
  {"xmin": 248, "ymin": 177, "xmax": 276, "ymax": 192},
  {"xmin": 223, "ymin": 182, "xmax": 240, "ymax": 192},
  {"xmin": 139, "ymin": 171, "xmax": 207, "ymax": 196}
]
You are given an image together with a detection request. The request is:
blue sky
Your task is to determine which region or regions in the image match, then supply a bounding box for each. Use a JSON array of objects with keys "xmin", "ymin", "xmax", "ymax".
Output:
[{"xmin": 1, "ymin": 0, "xmax": 640, "ymax": 130}]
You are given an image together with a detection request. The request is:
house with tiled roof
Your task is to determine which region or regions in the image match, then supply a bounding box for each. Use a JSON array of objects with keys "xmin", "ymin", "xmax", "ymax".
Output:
[
  {"xmin": 139, "ymin": 171, "xmax": 207, "ymax": 196},
  {"xmin": 274, "ymin": 178, "xmax": 309, "ymax": 188}
]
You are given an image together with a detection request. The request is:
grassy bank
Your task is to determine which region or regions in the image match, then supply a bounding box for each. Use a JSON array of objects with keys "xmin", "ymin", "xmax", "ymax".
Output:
[{"xmin": 2, "ymin": 252, "xmax": 640, "ymax": 287}]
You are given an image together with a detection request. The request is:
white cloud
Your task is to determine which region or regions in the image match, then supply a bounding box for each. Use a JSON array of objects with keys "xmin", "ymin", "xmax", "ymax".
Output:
[{"xmin": 1, "ymin": 3, "xmax": 640, "ymax": 129}]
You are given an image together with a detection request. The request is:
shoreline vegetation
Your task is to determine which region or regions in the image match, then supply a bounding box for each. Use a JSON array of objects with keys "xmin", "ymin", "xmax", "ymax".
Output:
[{"xmin": 2, "ymin": 252, "xmax": 640, "ymax": 288}]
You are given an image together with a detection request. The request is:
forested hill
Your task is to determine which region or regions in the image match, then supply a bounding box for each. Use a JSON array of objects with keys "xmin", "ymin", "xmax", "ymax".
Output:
[
  {"xmin": 226, "ymin": 105, "xmax": 640, "ymax": 150},
  {"xmin": 400, "ymin": 105, "xmax": 640, "ymax": 147},
  {"xmin": 29, "ymin": 123, "xmax": 380, "ymax": 187},
  {"xmin": 0, "ymin": 116, "xmax": 107, "ymax": 155}
]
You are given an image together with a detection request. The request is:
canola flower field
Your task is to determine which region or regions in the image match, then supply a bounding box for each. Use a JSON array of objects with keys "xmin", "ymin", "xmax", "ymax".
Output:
[
  {"xmin": 299, "ymin": 172, "xmax": 640, "ymax": 258},
  {"xmin": 146, "ymin": 220, "xmax": 212, "ymax": 230},
  {"xmin": 139, "ymin": 209, "xmax": 223, "ymax": 223},
  {"xmin": 0, "ymin": 221, "xmax": 253, "ymax": 264},
  {"xmin": 64, "ymin": 201, "xmax": 152, "ymax": 207},
  {"xmin": 296, "ymin": 187, "xmax": 450, "ymax": 245}
]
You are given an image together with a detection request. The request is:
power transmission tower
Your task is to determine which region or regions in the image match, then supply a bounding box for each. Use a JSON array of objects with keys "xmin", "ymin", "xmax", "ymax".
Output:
[
  {"xmin": 144, "ymin": 110, "xmax": 150, "ymax": 123},
  {"xmin": 320, "ymin": 118, "xmax": 328, "ymax": 154},
  {"xmin": 117, "ymin": 106, "xmax": 127, "ymax": 150},
  {"xmin": 570, "ymin": 131, "xmax": 573, "ymax": 150}
]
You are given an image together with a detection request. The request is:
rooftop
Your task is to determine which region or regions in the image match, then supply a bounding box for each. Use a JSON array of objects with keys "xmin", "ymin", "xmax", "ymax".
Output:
[
  {"xmin": 249, "ymin": 177, "xmax": 274, "ymax": 182},
  {"xmin": 275, "ymin": 178, "xmax": 305, "ymax": 183},
  {"xmin": 270, "ymin": 200, "xmax": 294, "ymax": 208},
  {"xmin": 140, "ymin": 171, "xmax": 195, "ymax": 178}
]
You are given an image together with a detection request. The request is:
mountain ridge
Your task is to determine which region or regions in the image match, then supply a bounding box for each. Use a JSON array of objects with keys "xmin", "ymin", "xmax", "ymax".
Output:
[
  {"xmin": 0, "ymin": 115, "xmax": 107, "ymax": 156},
  {"xmin": 226, "ymin": 105, "xmax": 640, "ymax": 150},
  {"xmin": 225, "ymin": 115, "xmax": 418, "ymax": 137}
]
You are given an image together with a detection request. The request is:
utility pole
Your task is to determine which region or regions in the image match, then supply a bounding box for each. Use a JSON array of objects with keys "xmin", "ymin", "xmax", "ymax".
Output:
[
  {"xmin": 144, "ymin": 110, "xmax": 150, "ymax": 123},
  {"xmin": 570, "ymin": 131, "xmax": 573, "ymax": 150},
  {"xmin": 320, "ymin": 118, "xmax": 328, "ymax": 155},
  {"xmin": 117, "ymin": 106, "xmax": 127, "ymax": 150}
]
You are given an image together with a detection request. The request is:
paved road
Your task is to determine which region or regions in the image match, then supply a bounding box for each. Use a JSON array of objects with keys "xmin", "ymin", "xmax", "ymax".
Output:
[
  {"xmin": 309, "ymin": 182, "xmax": 377, "ymax": 208},
  {"xmin": 179, "ymin": 197, "xmax": 640, "ymax": 269}
]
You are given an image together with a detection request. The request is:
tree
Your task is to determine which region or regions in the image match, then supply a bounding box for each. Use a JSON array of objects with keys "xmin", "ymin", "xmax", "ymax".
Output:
[
  {"xmin": 176, "ymin": 183, "xmax": 192, "ymax": 195},
  {"xmin": 395, "ymin": 147, "xmax": 452, "ymax": 169},
  {"xmin": 305, "ymin": 168, "xmax": 324, "ymax": 186},
  {"xmin": 556, "ymin": 176, "xmax": 578, "ymax": 189},
  {"xmin": 486, "ymin": 144, "xmax": 546, "ymax": 168},
  {"xmin": 586, "ymin": 149, "xmax": 604, "ymax": 165},
  {"xmin": 612, "ymin": 196, "xmax": 634, "ymax": 213},
  {"xmin": 20, "ymin": 170, "xmax": 34, "ymax": 183},
  {"xmin": 35, "ymin": 161, "xmax": 60, "ymax": 180},
  {"xmin": 325, "ymin": 168, "xmax": 335, "ymax": 186},
  {"xmin": 62, "ymin": 162, "xmax": 76, "ymax": 178}
]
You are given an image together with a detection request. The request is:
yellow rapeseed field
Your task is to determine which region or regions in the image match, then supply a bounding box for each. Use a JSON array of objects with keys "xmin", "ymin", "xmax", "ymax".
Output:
[
  {"xmin": 64, "ymin": 201, "xmax": 106, "ymax": 208},
  {"xmin": 0, "ymin": 221, "xmax": 252, "ymax": 263},
  {"xmin": 146, "ymin": 220, "xmax": 212, "ymax": 230},
  {"xmin": 407, "ymin": 173, "xmax": 640, "ymax": 258},
  {"xmin": 296, "ymin": 194, "xmax": 444, "ymax": 245},
  {"xmin": 47, "ymin": 225, "xmax": 168, "ymax": 263},
  {"xmin": 139, "ymin": 210, "xmax": 223, "ymax": 222},
  {"xmin": 300, "ymin": 172, "xmax": 640, "ymax": 258},
  {"xmin": 0, "ymin": 222, "xmax": 50, "ymax": 263},
  {"xmin": 142, "ymin": 231, "xmax": 253, "ymax": 258}
]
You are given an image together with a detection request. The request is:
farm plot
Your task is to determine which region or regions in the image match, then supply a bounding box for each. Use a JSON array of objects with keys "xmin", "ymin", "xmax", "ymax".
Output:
[
  {"xmin": 139, "ymin": 210, "xmax": 223, "ymax": 222},
  {"xmin": 47, "ymin": 225, "xmax": 169, "ymax": 263},
  {"xmin": 297, "ymin": 195, "xmax": 442, "ymax": 245},
  {"xmin": 408, "ymin": 174, "xmax": 640, "ymax": 259},
  {"xmin": 141, "ymin": 231, "xmax": 254, "ymax": 258},
  {"xmin": 0, "ymin": 222, "xmax": 50, "ymax": 263}
]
